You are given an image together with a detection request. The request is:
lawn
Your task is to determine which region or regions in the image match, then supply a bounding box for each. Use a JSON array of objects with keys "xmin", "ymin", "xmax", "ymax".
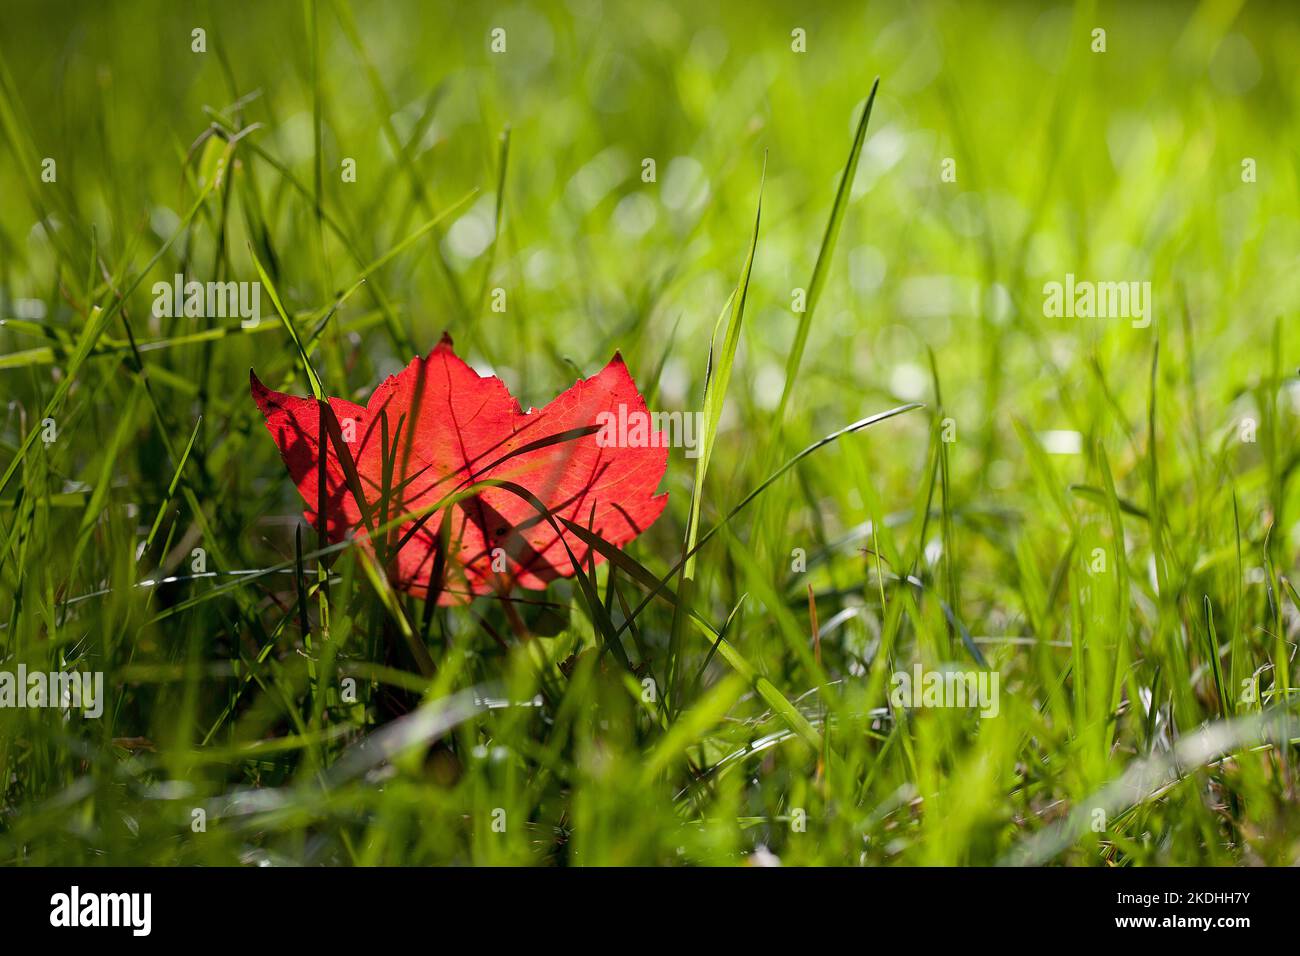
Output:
[{"xmin": 0, "ymin": 0, "xmax": 1297, "ymax": 866}]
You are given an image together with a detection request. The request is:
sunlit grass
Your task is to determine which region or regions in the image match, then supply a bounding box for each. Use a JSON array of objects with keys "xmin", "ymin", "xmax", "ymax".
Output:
[{"xmin": 0, "ymin": 0, "xmax": 1298, "ymax": 866}]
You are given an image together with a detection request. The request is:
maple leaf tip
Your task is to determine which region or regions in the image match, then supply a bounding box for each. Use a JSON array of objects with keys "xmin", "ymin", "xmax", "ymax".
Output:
[{"xmin": 249, "ymin": 369, "xmax": 281, "ymax": 416}]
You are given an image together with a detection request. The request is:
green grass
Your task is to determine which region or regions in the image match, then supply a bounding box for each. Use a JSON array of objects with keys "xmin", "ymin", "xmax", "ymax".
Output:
[{"xmin": 1, "ymin": 0, "xmax": 1299, "ymax": 866}]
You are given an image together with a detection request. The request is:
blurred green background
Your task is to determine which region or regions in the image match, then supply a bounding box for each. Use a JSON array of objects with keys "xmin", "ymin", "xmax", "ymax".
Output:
[{"xmin": 0, "ymin": 0, "xmax": 1298, "ymax": 866}]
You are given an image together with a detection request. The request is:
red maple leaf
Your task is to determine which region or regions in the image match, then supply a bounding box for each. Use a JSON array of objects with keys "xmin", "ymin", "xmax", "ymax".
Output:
[{"xmin": 251, "ymin": 335, "xmax": 668, "ymax": 604}]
